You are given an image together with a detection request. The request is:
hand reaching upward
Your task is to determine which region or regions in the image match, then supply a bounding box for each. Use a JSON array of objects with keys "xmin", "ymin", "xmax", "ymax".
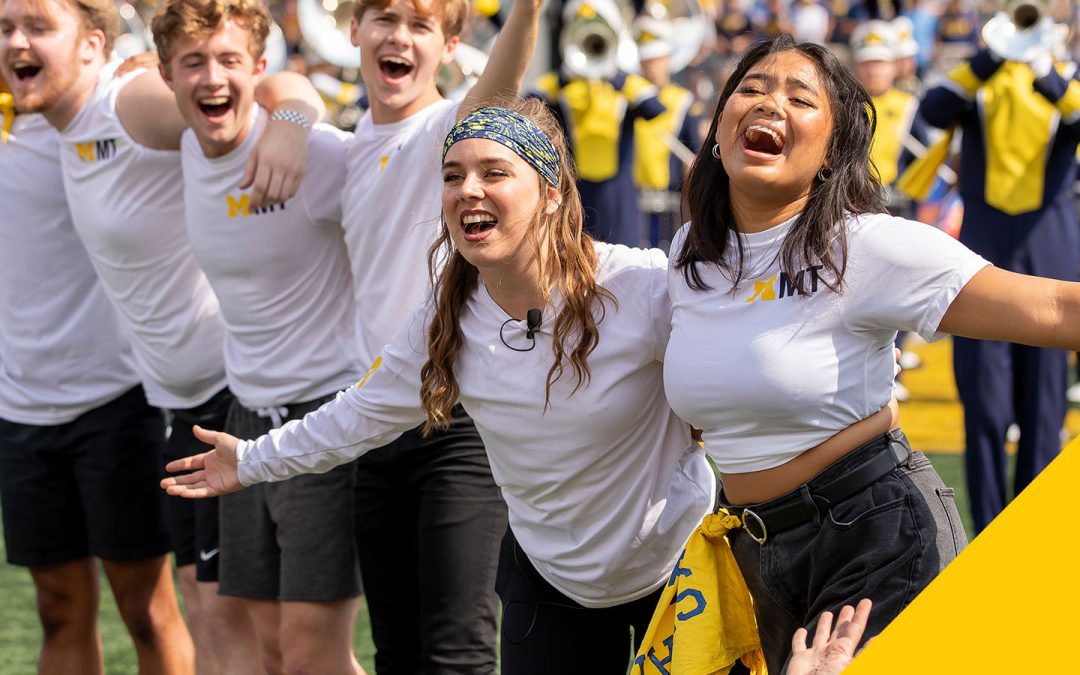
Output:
[{"xmin": 787, "ymin": 599, "xmax": 874, "ymax": 675}]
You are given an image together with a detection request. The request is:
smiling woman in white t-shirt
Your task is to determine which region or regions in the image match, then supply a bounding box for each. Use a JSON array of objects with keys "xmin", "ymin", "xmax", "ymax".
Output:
[{"xmin": 161, "ymin": 99, "xmax": 723, "ymax": 674}]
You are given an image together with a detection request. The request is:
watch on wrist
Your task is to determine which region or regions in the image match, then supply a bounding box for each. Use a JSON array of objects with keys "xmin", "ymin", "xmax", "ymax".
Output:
[{"xmin": 269, "ymin": 109, "xmax": 312, "ymax": 130}]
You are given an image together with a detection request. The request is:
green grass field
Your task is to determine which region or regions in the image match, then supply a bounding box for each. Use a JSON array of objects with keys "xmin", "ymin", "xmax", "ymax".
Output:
[
  {"xmin": 0, "ymin": 526, "xmax": 378, "ymax": 674},
  {"xmin": 0, "ymin": 451, "xmax": 986, "ymax": 674}
]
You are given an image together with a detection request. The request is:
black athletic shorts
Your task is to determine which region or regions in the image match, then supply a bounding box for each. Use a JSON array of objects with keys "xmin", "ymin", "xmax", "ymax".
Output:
[
  {"xmin": 218, "ymin": 393, "xmax": 361, "ymax": 602},
  {"xmin": 164, "ymin": 388, "xmax": 232, "ymax": 581},
  {"xmin": 0, "ymin": 386, "xmax": 172, "ymax": 567}
]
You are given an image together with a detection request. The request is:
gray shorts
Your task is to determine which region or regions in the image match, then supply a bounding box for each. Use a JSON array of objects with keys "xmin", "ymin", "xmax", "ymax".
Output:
[{"xmin": 218, "ymin": 394, "xmax": 361, "ymax": 602}]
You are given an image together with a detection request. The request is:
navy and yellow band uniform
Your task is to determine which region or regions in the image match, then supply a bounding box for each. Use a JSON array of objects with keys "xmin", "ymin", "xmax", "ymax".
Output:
[
  {"xmin": 917, "ymin": 50, "xmax": 1080, "ymax": 533},
  {"xmin": 531, "ymin": 69, "xmax": 665, "ymax": 246},
  {"xmin": 633, "ymin": 82, "xmax": 703, "ymax": 246},
  {"xmin": 869, "ymin": 86, "xmax": 928, "ymax": 216}
]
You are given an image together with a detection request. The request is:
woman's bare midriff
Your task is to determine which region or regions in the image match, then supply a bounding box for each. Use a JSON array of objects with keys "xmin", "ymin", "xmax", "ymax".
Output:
[{"xmin": 719, "ymin": 400, "xmax": 901, "ymax": 505}]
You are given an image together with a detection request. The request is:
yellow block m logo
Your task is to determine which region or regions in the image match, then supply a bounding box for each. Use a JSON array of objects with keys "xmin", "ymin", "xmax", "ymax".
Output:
[
  {"xmin": 76, "ymin": 142, "xmax": 96, "ymax": 162},
  {"xmin": 745, "ymin": 274, "xmax": 777, "ymax": 303},
  {"xmin": 226, "ymin": 194, "xmax": 251, "ymax": 218}
]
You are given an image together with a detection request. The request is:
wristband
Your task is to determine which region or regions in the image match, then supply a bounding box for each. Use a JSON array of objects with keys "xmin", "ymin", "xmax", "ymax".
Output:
[{"xmin": 269, "ymin": 109, "xmax": 312, "ymax": 130}]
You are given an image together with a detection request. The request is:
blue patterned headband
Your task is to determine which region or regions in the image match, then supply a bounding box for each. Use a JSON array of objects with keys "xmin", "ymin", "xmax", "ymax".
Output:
[{"xmin": 443, "ymin": 107, "xmax": 560, "ymax": 187}]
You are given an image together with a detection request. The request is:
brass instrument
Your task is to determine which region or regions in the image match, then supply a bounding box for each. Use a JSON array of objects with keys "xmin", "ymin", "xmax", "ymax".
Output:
[{"xmin": 982, "ymin": 0, "xmax": 1069, "ymax": 63}]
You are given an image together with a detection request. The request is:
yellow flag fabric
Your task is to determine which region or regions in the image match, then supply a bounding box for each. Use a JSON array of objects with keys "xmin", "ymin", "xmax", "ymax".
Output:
[
  {"xmin": 896, "ymin": 127, "xmax": 953, "ymax": 202},
  {"xmin": 1, "ymin": 93, "xmax": 15, "ymax": 144},
  {"xmin": 633, "ymin": 513, "xmax": 766, "ymax": 675}
]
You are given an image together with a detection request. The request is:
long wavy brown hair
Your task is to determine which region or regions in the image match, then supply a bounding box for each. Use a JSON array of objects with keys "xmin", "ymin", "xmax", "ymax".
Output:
[{"xmin": 419, "ymin": 98, "xmax": 615, "ymax": 434}]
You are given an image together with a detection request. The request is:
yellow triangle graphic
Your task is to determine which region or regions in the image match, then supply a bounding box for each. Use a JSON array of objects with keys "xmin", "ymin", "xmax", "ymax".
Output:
[
  {"xmin": 379, "ymin": 155, "xmax": 389, "ymax": 174},
  {"xmin": 845, "ymin": 436, "xmax": 1080, "ymax": 671}
]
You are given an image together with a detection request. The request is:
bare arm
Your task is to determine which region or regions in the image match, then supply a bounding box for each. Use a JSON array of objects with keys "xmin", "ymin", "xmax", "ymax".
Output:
[
  {"xmin": 458, "ymin": 0, "xmax": 544, "ymax": 118},
  {"xmin": 116, "ymin": 69, "xmax": 189, "ymax": 150},
  {"xmin": 245, "ymin": 71, "xmax": 328, "ymax": 208},
  {"xmin": 938, "ymin": 266, "xmax": 1080, "ymax": 350}
]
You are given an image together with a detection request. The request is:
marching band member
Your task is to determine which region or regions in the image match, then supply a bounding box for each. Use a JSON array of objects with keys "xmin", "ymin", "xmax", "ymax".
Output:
[
  {"xmin": 851, "ymin": 19, "xmax": 929, "ymax": 216},
  {"xmin": 531, "ymin": 0, "xmax": 664, "ymax": 246},
  {"xmin": 631, "ymin": 13, "xmax": 703, "ymax": 246},
  {"xmin": 916, "ymin": 8, "xmax": 1080, "ymax": 533}
]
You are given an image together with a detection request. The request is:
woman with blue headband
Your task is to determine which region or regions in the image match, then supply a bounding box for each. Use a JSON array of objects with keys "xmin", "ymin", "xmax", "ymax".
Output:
[{"xmin": 159, "ymin": 99, "xmax": 772, "ymax": 672}]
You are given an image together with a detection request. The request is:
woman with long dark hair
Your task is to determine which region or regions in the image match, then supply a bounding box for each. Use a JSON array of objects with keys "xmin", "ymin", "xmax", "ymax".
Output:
[{"xmin": 665, "ymin": 34, "xmax": 1080, "ymax": 672}]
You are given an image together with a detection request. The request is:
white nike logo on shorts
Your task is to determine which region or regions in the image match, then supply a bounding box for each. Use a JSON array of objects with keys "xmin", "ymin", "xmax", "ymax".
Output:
[{"xmin": 199, "ymin": 548, "xmax": 219, "ymax": 562}]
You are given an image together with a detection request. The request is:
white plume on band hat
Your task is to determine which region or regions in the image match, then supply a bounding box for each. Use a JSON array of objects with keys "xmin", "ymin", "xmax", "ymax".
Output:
[
  {"xmin": 850, "ymin": 20, "xmax": 899, "ymax": 63},
  {"xmin": 890, "ymin": 16, "xmax": 920, "ymax": 58},
  {"xmin": 633, "ymin": 15, "xmax": 675, "ymax": 61}
]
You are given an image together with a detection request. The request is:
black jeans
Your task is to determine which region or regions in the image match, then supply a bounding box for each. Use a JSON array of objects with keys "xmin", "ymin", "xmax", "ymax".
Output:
[
  {"xmin": 495, "ymin": 527, "xmax": 663, "ymax": 675},
  {"xmin": 724, "ymin": 430, "xmax": 967, "ymax": 675},
  {"xmin": 353, "ymin": 405, "xmax": 506, "ymax": 675}
]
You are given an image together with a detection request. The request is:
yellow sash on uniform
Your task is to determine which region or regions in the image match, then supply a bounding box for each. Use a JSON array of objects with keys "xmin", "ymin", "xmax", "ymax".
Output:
[
  {"xmin": 633, "ymin": 512, "xmax": 766, "ymax": 675},
  {"xmin": 1, "ymin": 93, "xmax": 15, "ymax": 144},
  {"xmin": 869, "ymin": 88, "xmax": 917, "ymax": 186},
  {"xmin": 634, "ymin": 85, "xmax": 694, "ymax": 190},
  {"xmin": 980, "ymin": 62, "xmax": 1057, "ymax": 215},
  {"xmin": 561, "ymin": 78, "xmax": 627, "ymax": 182}
]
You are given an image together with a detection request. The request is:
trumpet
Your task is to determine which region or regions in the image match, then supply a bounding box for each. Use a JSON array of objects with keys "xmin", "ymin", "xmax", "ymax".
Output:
[{"xmin": 981, "ymin": 0, "xmax": 1069, "ymax": 63}]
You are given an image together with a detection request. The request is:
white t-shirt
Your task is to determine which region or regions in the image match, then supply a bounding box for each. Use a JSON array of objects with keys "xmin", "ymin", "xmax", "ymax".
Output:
[
  {"xmin": 235, "ymin": 243, "xmax": 715, "ymax": 608},
  {"xmin": 58, "ymin": 71, "xmax": 227, "ymax": 409},
  {"xmin": 342, "ymin": 99, "xmax": 459, "ymax": 367},
  {"xmin": 0, "ymin": 113, "xmax": 139, "ymax": 424},
  {"xmin": 664, "ymin": 212, "xmax": 991, "ymax": 473},
  {"xmin": 181, "ymin": 108, "xmax": 361, "ymax": 409}
]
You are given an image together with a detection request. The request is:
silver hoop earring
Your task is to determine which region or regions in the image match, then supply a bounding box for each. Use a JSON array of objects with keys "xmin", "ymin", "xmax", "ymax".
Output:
[
  {"xmin": 816, "ymin": 167, "xmax": 833, "ymax": 182},
  {"xmin": 711, "ymin": 143, "xmax": 721, "ymax": 160}
]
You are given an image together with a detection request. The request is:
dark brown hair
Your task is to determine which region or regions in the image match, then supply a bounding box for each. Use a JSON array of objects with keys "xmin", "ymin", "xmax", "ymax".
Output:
[{"xmin": 678, "ymin": 34, "xmax": 887, "ymax": 294}]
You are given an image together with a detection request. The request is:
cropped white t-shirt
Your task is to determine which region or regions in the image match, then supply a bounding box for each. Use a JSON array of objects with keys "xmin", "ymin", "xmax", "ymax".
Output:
[
  {"xmin": 664, "ymin": 212, "xmax": 990, "ymax": 473},
  {"xmin": 58, "ymin": 71, "xmax": 227, "ymax": 409},
  {"xmin": 0, "ymin": 113, "xmax": 139, "ymax": 424},
  {"xmin": 181, "ymin": 108, "xmax": 361, "ymax": 409},
  {"xmin": 235, "ymin": 243, "xmax": 715, "ymax": 607},
  {"xmin": 342, "ymin": 99, "xmax": 459, "ymax": 367}
]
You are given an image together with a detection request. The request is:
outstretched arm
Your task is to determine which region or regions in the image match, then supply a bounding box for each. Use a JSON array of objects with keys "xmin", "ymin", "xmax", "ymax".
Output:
[
  {"xmin": 162, "ymin": 307, "xmax": 432, "ymax": 497},
  {"xmin": 786, "ymin": 599, "xmax": 873, "ymax": 675},
  {"xmin": 459, "ymin": 0, "xmax": 544, "ymax": 116},
  {"xmin": 939, "ymin": 267, "xmax": 1080, "ymax": 351}
]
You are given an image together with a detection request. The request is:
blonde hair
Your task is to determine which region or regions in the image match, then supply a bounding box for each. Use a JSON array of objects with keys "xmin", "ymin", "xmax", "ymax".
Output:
[
  {"xmin": 419, "ymin": 98, "xmax": 615, "ymax": 434},
  {"xmin": 26, "ymin": 0, "xmax": 120, "ymax": 55},
  {"xmin": 152, "ymin": 0, "xmax": 271, "ymax": 68},
  {"xmin": 353, "ymin": 0, "xmax": 469, "ymax": 39}
]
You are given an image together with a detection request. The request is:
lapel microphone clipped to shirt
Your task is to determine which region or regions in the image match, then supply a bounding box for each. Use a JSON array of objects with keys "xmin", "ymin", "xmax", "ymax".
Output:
[{"xmin": 500, "ymin": 308, "xmax": 543, "ymax": 352}]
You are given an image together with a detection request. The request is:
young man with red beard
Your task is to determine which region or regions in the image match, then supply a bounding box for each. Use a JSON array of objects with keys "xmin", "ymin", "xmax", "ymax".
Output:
[
  {"xmin": 339, "ymin": 0, "xmax": 541, "ymax": 672},
  {"xmin": 1, "ymin": 64, "xmax": 191, "ymax": 675},
  {"xmin": 0, "ymin": 0, "xmax": 323, "ymax": 671}
]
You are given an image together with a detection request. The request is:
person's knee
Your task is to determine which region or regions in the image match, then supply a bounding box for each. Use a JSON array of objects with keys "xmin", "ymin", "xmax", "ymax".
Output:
[{"xmin": 35, "ymin": 582, "xmax": 96, "ymax": 639}]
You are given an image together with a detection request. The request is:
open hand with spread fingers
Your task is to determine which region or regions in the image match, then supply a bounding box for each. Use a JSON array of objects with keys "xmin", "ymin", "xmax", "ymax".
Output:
[
  {"xmin": 787, "ymin": 599, "xmax": 874, "ymax": 675},
  {"xmin": 160, "ymin": 425, "xmax": 243, "ymax": 498}
]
